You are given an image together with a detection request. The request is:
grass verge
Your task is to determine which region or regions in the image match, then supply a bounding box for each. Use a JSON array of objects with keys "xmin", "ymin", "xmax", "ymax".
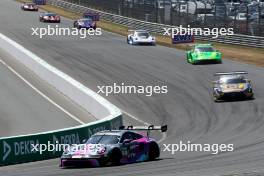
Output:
[{"xmin": 18, "ymin": 0, "xmax": 264, "ymax": 67}]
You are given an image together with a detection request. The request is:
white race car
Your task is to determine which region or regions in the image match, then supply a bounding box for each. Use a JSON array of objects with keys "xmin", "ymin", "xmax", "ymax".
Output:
[{"xmin": 127, "ymin": 30, "xmax": 156, "ymax": 45}]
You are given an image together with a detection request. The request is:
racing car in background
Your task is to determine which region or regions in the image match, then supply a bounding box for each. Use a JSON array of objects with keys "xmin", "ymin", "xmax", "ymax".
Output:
[
  {"xmin": 21, "ymin": 3, "xmax": 38, "ymax": 11},
  {"xmin": 127, "ymin": 30, "xmax": 156, "ymax": 45},
  {"xmin": 39, "ymin": 12, "xmax": 60, "ymax": 23},
  {"xmin": 73, "ymin": 18, "xmax": 96, "ymax": 29},
  {"xmin": 212, "ymin": 71, "xmax": 254, "ymax": 102},
  {"xmin": 186, "ymin": 44, "xmax": 222, "ymax": 64},
  {"xmin": 60, "ymin": 125, "xmax": 167, "ymax": 167}
]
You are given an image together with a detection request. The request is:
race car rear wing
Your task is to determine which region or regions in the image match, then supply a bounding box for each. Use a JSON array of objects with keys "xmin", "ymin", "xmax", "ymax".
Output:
[
  {"xmin": 119, "ymin": 125, "xmax": 167, "ymax": 132},
  {"xmin": 119, "ymin": 125, "xmax": 167, "ymax": 137},
  {"xmin": 214, "ymin": 71, "xmax": 248, "ymax": 76},
  {"xmin": 128, "ymin": 29, "xmax": 148, "ymax": 33},
  {"xmin": 188, "ymin": 43, "xmax": 212, "ymax": 47}
]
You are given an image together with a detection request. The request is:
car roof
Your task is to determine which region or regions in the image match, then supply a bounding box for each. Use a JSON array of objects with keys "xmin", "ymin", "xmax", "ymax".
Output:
[
  {"xmin": 135, "ymin": 30, "xmax": 148, "ymax": 33},
  {"xmin": 79, "ymin": 18, "xmax": 93, "ymax": 21},
  {"xmin": 195, "ymin": 44, "xmax": 213, "ymax": 48},
  {"xmin": 218, "ymin": 75, "xmax": 246, "ymax": 82},
  {"xmin": 94, "ymin": 130, "xmax": 141, "ymax": 136},
  {"xmin": 44, "ymin": 12, "xmax": 57, "ymax": 15}
]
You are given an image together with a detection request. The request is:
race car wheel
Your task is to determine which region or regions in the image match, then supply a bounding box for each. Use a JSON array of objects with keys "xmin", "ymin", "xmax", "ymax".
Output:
[
  {"xmin": 248, "ymin": 93, "xmax": 254, "ymax": 100},
  {"xmin": 217, "ymin": 60, "xmax": 222, "ymax": 64},
  {"xmin": 186, "ymin": 57, "xmax": 190, "ymax": 63},
  {"xmin": 128, "ymin": 38, "xmax": 134, "ymax": 45},
  {"xmin": 100, "ymin": 149, "xmax": 121, "ymax": 166},
  {"xmin": 148, "ymin": 142, "xmax": 160, "ymax": 161},
  {"xmin": 213, "ymin": 95, "xmax": 220, "ymax": 102},
  {"xmin": 110, "ymin": 149, "xmax": 122, "ymax": 166},
  {"xmin": 189, "ymin": 56, "xmax": 196, "ymax": 65}
]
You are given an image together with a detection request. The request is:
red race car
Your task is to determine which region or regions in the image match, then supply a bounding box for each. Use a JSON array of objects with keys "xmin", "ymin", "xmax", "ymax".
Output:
[
  {"xmin": 21, "ymin": 3, "xmax": 38, "ymax": 11},
  {"xmin": 39, "ymin": 12, "xmax": 60, "ymax": 23}
]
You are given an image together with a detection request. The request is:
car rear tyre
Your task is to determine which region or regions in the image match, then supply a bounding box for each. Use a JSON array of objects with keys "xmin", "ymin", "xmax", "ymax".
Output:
[{"xmin": 148, "ymin": 142, "xmax": 160, "ymax": 161}]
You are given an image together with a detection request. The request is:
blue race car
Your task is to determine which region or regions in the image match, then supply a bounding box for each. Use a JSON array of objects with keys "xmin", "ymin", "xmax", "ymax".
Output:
[{"xmin": 73, "ymin": 18, "xmax": 96, "ymax": 29}]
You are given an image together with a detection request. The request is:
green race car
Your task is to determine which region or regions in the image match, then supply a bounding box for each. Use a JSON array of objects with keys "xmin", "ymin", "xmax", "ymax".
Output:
[{"xmin": 186, "ymin": 44, "xmax": 222, "ymax": 64}]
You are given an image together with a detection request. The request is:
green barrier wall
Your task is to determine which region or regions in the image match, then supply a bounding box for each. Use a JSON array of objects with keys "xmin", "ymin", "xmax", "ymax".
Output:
[{"xmin": 0, "ymin": 115, "xmax": 122, "ymax": 166}]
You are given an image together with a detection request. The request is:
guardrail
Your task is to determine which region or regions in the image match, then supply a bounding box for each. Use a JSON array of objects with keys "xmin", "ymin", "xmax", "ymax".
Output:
[
  {"xmin": 0, "ymin": 116, "xmax": 122, "ymax": 166},
  {"xmin": 0, "ymin": 33, "xmax": 123, "ymax": 166},
  {"xmin": 47, "ymin": 0, "xmax": 264, "ymax": 48}
]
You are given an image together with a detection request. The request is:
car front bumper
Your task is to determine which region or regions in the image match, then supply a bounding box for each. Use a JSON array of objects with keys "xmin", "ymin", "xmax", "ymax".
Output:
[
  {"xmin": 193, "ymin": 57, "xmax": 221, "ymax": 63},
  {"xmin": 214, "ymin": 89, "xmax": 253, "ymax": 99},
  {"xmin": 133, "ymin": 39, "xmax": 155, "ymax": 44},
  {"xmin": 23, "ymin": 7, "xmax": 38, "ymax": 11},
  {"xmin": 60, "ymin": 158, "xmax": 99, "ymax": 167}
]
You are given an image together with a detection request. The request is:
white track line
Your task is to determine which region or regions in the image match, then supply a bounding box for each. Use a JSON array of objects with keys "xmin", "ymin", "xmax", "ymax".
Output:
[
  {"xmin": 0, "ymin": 59, "xmax": 85, "ymax": 125},
  {"xmin": 0, "ymin": 58, "xmax": 167, "ymax": 142}
]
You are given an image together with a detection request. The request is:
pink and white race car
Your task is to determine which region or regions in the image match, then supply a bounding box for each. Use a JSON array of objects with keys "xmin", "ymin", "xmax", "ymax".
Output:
[{"xmin": 60, "ymin": 125, "xmax": 167, "ymax": 167}]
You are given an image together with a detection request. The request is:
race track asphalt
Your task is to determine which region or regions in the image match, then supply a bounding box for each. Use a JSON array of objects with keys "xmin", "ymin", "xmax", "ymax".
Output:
[
  {"xmin": 0, "ymin": 51, "xmax": 86, "ymax": 137},
  {"xmin": 0, "ymin": 0, "xmax": 264, "ymax": 175}
]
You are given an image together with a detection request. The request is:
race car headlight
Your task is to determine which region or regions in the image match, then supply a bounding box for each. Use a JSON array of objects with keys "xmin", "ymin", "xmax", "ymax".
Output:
[
  {"xmin": 96, "ymin": 147, "xmax": 106, "ymax": 154},
  {"xmin": 79, "ymin": 22, "xmax": 84, "ymax": 25}
]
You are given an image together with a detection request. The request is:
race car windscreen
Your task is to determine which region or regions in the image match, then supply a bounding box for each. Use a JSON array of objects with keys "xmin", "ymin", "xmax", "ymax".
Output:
[
  {"xmin": 221, "ymin": 78, "xmax": 247, "ymax": 84},
  {"xmin": 86, "ymin": 135, "xmax": 120, "ymax": 144},
  {"xmin": 82, "ymin": 19, "xmax": 93, "ymax": 25},
  {"xmin": 196, "ymin": 47, "xmax": 215, "ymax": 52},
  {"xmin": 137, "ymin": 32, "xmax": 150, "ymax": 38},
  {"xmin": 46, "ymin": 13, "xmax": 56, "ymax": 16}
]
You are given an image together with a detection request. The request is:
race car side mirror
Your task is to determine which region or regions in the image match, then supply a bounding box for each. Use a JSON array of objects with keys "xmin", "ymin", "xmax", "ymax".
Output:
[
  {"xmin": 123, "ymin": 139, "xmax": 132, "ymax": 144},
  {"xmin": 161, "ymin": 125, "xmax": 167, "ymax": 132}
]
